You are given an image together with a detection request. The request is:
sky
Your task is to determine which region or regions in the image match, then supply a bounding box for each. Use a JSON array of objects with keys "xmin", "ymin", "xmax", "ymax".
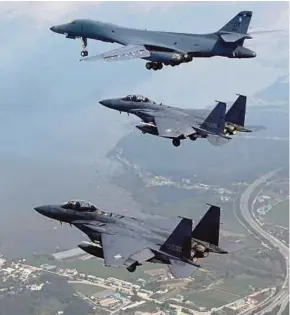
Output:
[{"xmin": 0, "ymin": 1, "xmax": 288, "ymax": 257}]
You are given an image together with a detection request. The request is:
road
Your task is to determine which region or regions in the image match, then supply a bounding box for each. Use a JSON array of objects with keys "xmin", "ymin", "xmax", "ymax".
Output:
[{"xmin": 238, "ymin": 169, "xmax": 289, "ymax": 315}]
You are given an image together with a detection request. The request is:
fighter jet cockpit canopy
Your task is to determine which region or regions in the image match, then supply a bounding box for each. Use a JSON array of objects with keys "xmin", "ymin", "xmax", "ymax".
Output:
[
  {"xmin": 61, "ymin": 199, "xmax": 103, "ymax": 213},
  {"xmin": 122, "ymin": 95, "xmax": 152, "ymax": 103}
]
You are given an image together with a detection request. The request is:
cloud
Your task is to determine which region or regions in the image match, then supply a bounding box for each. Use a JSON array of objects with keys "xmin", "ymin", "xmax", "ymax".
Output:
[{"xmin": 0, "ymin": 2, "xmax": 93, "ymax": 26}]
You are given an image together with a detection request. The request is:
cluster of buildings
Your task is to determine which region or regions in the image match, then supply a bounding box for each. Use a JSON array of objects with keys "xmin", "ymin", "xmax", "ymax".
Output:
[
  {"xmin": 0, "ymin": 253, "xmax": 279, "ymax": 315},
  {"xmin": 0, "ymin": 256, "xmax": 44, "ymax": 296},
  {"xmin": 212, "ymin": 288, "xmax": 275, "ymax": 314}
]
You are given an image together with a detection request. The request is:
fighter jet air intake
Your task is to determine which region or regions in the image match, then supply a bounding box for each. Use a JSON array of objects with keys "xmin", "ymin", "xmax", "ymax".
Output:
[{"xmin": 50, "ymin": 11, "xmax": 258, "ymax": 70}]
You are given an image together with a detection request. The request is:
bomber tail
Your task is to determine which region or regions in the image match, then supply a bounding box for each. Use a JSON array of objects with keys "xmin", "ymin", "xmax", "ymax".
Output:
[{"xmin": 219, "ymin": 11, "xmax": 252, "ymax": 35}]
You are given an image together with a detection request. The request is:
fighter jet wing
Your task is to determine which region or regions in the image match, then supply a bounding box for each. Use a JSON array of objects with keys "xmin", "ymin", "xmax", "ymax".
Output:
[
  {"xmin": 154, "ymin": 117, "xmax": 194, "ymax": 138},
  {"xmin": 168, "ymin": 259, "xmax": 199, "ymax": 278},
  {"xmin": 80, "ymin": 45, "xmax": 151, "ymax": 62},
  {"xmin": 101, "ymin": 233, "xmax": 154, "ymax": 267}
]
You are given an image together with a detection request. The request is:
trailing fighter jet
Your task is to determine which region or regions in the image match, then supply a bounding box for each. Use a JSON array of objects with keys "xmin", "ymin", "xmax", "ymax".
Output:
[
  {"xmin": 49, "ymin": 11, "xmax": 257, "ymax": 70},
  {"xmin": 99, "ymin": 94, "xmax": 264, "ymax": 147},
  {"xmin": 34, "ymin": 200, "xmax": 227, "ymax": 278}
]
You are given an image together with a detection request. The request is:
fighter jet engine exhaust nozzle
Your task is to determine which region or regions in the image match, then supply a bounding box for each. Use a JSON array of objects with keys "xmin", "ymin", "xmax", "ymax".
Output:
[
  {"xmin": 224, "ymin": 125, "xmax": 238, "ymax": 136},
  {"xmin": 191, "ymin": 243, "xmax": 210, "ymax": 259}
]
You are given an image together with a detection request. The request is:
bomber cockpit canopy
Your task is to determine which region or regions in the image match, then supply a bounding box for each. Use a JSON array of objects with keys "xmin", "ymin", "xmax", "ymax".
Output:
[
  {"xmin": 61, "ymin": 199, "xmax": 99, "ymax": 212},
  {"xmin": 122, "ymin": 94, "xmax": 151, "ymax": 103}
]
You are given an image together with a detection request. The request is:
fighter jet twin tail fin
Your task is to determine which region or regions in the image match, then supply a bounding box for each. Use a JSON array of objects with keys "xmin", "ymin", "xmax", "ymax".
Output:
[
  {"xmin": 225, "ymin": 94, "xmax": 266, "ymax": 132},
  {"xmin": 159, "ymin": 205, "xmax": 225, "ymax": 278},
  {"xmin": 194, "ymin": 101, "xmax": 231, "ymax": 140}
]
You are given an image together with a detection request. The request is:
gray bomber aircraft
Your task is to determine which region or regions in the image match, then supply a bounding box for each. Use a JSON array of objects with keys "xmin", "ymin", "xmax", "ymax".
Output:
[
  {"xmin": 34, "ymin": 200, "xmax": 227, "ymax": 278},
  {"xmin": 99, "ymin": 94, "xmax": 264, "ymax": 147},
  {"xmin": 50, "ymin": 11, "xmax": 257, "ymax": 70}
]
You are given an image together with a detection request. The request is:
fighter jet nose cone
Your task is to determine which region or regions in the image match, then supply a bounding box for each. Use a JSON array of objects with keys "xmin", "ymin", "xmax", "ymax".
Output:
[
  {"xmin": 34, "ymin": 206, "xmax": 42, "ymax": 213},
  {"xmin": 252, "ymin": 52, "xmax": 257, "ymax": 57},
  {"xmin": 50, "ymin": 26, "xmax": 55, "ymax": 32},
  {"xmin": 99, "ymin": 99, "xmax": 111, "ymax": 107},
  {"xmin": 34, "ymin": 206, "xmax": 48, "ymax": 215}
]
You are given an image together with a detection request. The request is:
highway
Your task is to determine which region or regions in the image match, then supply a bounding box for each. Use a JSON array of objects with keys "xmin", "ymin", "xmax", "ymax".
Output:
[{"xmin": 238, "ymin": 169, "xmax": 289, "ymax": 315}]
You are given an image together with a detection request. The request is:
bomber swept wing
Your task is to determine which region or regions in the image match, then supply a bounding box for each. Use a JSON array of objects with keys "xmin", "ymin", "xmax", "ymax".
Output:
[{"xmin": 80, "ymin": 44, "xmax": 151, "ymax": 62}]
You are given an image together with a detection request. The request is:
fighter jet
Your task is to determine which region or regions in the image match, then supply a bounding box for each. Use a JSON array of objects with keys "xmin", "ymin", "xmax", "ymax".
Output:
[
  {"xmin": 50, "ymin": 11, "xmax": 257, "ymax": 70},
  {"xmin": 34, "ymin": 200, "xmax": 227, "ymax": 278},
  {"xmin": 99, "ymin": 94, "xmax": 264, "ymax": 147}
]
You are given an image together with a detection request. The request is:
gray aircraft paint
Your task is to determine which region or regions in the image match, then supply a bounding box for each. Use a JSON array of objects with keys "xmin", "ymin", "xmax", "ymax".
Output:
[
  {"xmin": 50, "ymin": 11, "xmax": 256, "ymax": 69},
  {"xmin": 34, "ymin": 200, "xmax": 227, "ymax": 277},
  {"xmin": 99, "ymin": 94, "xmax": 265, "ymax": 147}
]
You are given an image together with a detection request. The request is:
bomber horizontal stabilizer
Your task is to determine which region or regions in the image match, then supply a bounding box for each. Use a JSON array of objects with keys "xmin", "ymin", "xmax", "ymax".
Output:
[{"xmin": 219, "ymin": 32, "xmax": 252, "ymax": 43}]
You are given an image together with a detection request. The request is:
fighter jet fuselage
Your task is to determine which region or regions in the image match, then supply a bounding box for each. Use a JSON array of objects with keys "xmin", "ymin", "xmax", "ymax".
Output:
[
  {"xmin": 99, "ymin": 93, "xmax": 266, "ymax": 147},
  {"xmin": 34, "ymin": 200, "xmax": 227, "ymax": 277}
]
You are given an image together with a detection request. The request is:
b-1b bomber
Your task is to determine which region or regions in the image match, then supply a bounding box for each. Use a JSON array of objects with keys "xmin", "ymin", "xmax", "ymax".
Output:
[
  {"xmin": 50, "ymin": 11, "xmax": 257, "ymax": 71},
  {"xmin": 34, "ymin": 200, "xmax": 227, "ymax": 278},
  {"xmin": 99, "ymin": 94, "xmax": 264, "ymax": 147}
]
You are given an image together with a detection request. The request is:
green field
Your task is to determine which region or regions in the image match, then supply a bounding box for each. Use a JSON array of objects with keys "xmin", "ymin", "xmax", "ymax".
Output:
[
  {"xmin": 182, "ymin": 288, "xmax": 238, "ymax": 309},
  {"xmin": 72, "ymin": 283, "xmax": 109, "ymax": 296},
  {"xmin": 218, "ymin": 274, "xmax": 269, "ymax": 296},
  {"xmin": 28, "ymin": 253, "xmax": 165, "ymax": 283},
  {"xmin": 265, "ymin": 199, "xmax": 289, "ymax": 228}
]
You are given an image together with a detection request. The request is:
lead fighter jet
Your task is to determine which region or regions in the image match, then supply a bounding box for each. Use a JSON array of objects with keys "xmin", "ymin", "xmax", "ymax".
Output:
[
  {"xmin": 99, "ymin": 94, "xmax": 264, "ymax": 147},
  {"xmin": 50, "ymin": 11, "xmax": 257, "ymax": 70},
  {"xmin": 34, "ymin": 201, "xmax": 227, "ymax": 278}
]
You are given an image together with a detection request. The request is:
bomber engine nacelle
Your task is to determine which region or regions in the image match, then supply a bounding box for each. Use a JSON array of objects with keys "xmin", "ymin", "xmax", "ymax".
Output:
[{"xmin": 149, "ymin": 51, "xmax": 193, "ymax": 65}]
